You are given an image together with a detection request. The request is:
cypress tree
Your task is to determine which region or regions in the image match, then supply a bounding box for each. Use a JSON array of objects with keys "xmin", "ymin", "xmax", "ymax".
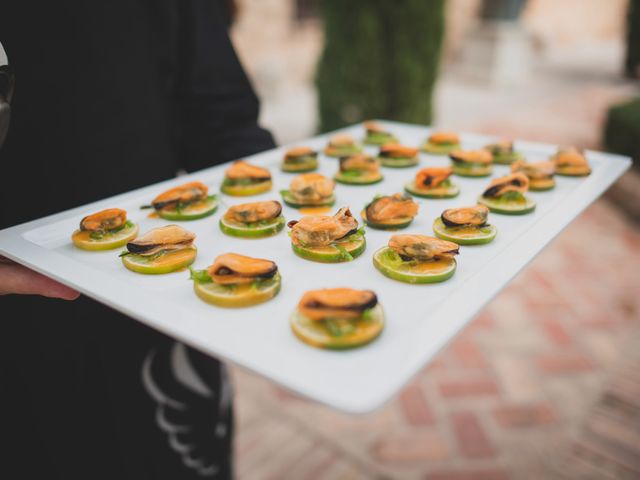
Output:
[
  {"xmin": 316, "ymin": 0, "xmax": 445, "ymax": 132},
  {"xmin": 604, "ymin": 98, "xmax": 640, "ymax": 170},
  {"xmin": 625, "ymin": 0, "xmax": 640, "ymax": 78}
]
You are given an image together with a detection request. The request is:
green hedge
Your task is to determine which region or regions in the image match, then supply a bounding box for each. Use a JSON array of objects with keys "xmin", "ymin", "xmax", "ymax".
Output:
[
  {"xmin": 316, "ymin": 0, "xmax": 445, "ymax": 132},
  {"xmin": 604, "ymin": 97, "xmax": 640, "ymax": 169}
]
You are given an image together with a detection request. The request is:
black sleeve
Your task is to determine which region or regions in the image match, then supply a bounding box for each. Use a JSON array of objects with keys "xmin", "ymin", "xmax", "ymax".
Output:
[{"xmin": 175, "ymin": 0, "xmax": 276, "ymax": 173}]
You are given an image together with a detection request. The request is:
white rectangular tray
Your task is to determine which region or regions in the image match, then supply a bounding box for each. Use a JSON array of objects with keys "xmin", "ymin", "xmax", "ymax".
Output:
[{"xmin": 0, "ymin": 121, "xmax": 630, "ymax": 413}]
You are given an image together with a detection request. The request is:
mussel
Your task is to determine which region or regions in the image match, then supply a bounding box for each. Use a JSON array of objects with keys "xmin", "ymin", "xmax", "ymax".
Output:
[
  {"xmin": 441, "ymin": 205, "xmax": 489, "ymax": 228},
  {"xmin": 207, "ymin": 253, "xmax": 277, "ymax": 285},
  {"xmin": 450, "ymin": 150, "xmax": 493, "ymax": 165},
  {"xmin": 415, "ymin": 167, "xmax": 453, "ymax": 188},
  {"xmin": 365, "ymin": 194, "xmax": 418, "ymax": 223},
  {"xmin": 429, "ymin": 132, "xmax": 459, "ymax": 144},
  {"xmin": 339, "ymin": 154, "xmax": 380, "ymax": 173},
  {"xmin": 553, "ymin": 147, "xmax": 589, "ymax": 168},
  {"xmin": 152, "ymin": 181, "xmax": 208, "ymax": 210},
  {"xmin": 482, "ymin": 172, "xmax": 529, "ymax": 198},
  {"xmin": 126, "ymin": 225, "xmax": 195, "ymax": 256},
  {"xmin": 511, "ymin": 160, "xmax": 555, "ymax": 179},
  {"xmin": 226, "ymin": 160, "xmax": 271, "ymax": 181},
  {"xmin": 485, "ymin": 140, "xmax": 513, "ymax": 155},
  {"xmin": 379, "ymin": 144, "xmax": 418, "ymax": 158},
  {"xmin": 224, "ymin": 200, "xmax": 282, "ymax": 224},
  {"xmin": 364, "ymin": 121, "xmax": 387, "ymax": 134},
  {"xmin": 285, "ymin": 147, "xmax": 316, "ymax": 161},
  {"xmin": 289, "ymin": 173, "xmax": 335, "ymax": 203},
  {"xmin": 298, "ymin": 288, "xmax": 378, "ymax": 321},
  {"xmin": 80, "ymin": 208, "xmax": 127, "ymax": 232},
  {"xmin": 288, "ymin": 207, "xmax": 358, "ymax": 247},
  {"xmin": 328, "ymin": 134, "xmax": 356, "ymax": 148},
  {"xmin": 389, "ymin": 234, "xmax": 459, "ymax": 261}
]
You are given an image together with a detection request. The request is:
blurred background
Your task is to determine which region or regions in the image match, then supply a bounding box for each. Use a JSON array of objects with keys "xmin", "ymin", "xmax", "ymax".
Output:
[
  {"xmin": 230, "ymin": 0, "xmax": 639, "ymax": 215},
  {"xmin": 226, "ymin": 1, "xmax": 640, "ymax": 479}
]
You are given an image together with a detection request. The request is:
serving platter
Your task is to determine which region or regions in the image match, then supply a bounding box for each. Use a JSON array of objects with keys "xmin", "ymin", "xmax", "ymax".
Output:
[{"xmin": 0, "ymin": 121, "xmax": 630, "ymax": 414}]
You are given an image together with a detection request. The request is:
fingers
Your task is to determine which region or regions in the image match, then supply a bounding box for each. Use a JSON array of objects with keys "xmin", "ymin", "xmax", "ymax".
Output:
[{"xmin": 0, "ymin": 261, "xmax": 80, "ymax": 300}]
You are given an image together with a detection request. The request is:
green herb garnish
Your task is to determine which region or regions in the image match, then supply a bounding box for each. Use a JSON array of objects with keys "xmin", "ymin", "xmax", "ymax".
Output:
[
  {"xmin": 89, "ymin": 220, "xmax": 134, "ymax": 241},
  {"xmin": 367, "ymin": 132, "xmax": 393, "ymax": 141},
  {"xmin": 499, "ymin": 191, "xmax": 526, "ymax": 203},
  {"xmin": 224, "ymin": 177, "xmax": 261, "ymax": 186},
  {"xmin": 189, "ymin": 267, "xmax": 213, "ymax": 284},
  {"xmin": 243, "ymin": 219, "xmax": 276, "ymax": 228},
  {"xmin": 381, "ymin": 248, "xmax": 403, "ymax": 266},
  {"xmin": 324, "ymin": 318, "xmax": 356, "ymax": 337},
  {"xmin": 286, "ymin": 155, "xmax": 316, "ymax": 165},
  {"xmin": 346, "ymin": 228, "xmax": 365, "ymax": 243},
  {"xmin": 339, "ymin": 170, "xmax": 364, "ymax": 178},
  {"xmin": 333, "ymin": 243, "xmax": 354, "ymax": 261},
  {"xmin": 361, "ymin": 308, "xmax": 374, "ymax": 321}
]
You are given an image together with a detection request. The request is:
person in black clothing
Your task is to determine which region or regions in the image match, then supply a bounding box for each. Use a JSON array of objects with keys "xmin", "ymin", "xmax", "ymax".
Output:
[{"xmin": 0, "ymin": 1, "xmax": 275, "ymax": 479}]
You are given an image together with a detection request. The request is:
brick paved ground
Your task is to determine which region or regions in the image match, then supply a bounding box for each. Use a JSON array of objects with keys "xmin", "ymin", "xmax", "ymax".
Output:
[
  {"xmin": 231, "ymin": 25, "xmax": 640, "ymax": 479},
  {"xmin": 231, "ymin": 198, "xmax": 640, "ymax": 480}
]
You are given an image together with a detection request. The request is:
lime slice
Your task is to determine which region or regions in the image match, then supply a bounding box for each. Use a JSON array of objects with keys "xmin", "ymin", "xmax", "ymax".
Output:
[
  {"xmin": 404, "ymin": 180, "xmax": 460, "ymax": 199},
  {"xmin": 452, "ymin": 164, "xmax": 493, "ymax": 177},
  {"xmin": 290, "ymin": 304, "xmax": 384, "ymax": 350},
  {"xmin": 72, "ymin": 223, "xmax": 139, "ymax": 251},
  {"xmin": 360, "ymin": 209, "xmax": 413, "ymax": 230},
  {"xmin": 379, "ymin": 156, "xmax": 419, "ymax": 168},
  {"xmin": 334, "ymin": 171, "xmax": 383, "ymax": 185},
  {"xmin": 219, "ymin": 215, "xmax": 285, "ymax": 238},
  {"xmin": 555, "ymin": 165, "xmax": 591, "ymax": 177},
  {"xmin": 194, "ymin": 273, "xmax": 281, "ymax": 308},
  {"xmin": 364, "ymin": 133, "xmax": 398, "ymax": 146},
  {"xmin": 477, "ymin": 195, "xmax": 536, "ymax": 215},
  {"xmin": 529, "ymin": 178, "xmax": 556, "ymax": 191},
  {"xmin": 432, "ymin": 217, "xmax": 497, "ymax": 245},
  {"xmin": 281, "ymin": 159, "xmax": 318, "ymax": 173},
  {"xmin": 421, "ymin": 142, "xmax": 460, "ymax": 155},
  {"xmin": 372, "ymin": 246, "xmax": 457, "ymax": 284},
  {"xmin": 281, "ymin": 191, "xmax": 336, "ymax": 208},
  {"xmin": 291, "ymin": 234, "xmax": 366, "ymax": 263},
  {"xmin": 221, "ymin": 180, "xmax": 272, "ymax": 196},
  {"xmin": 122, "ymin": 246, "xmax": 197, "ymax": 274},
  {"xmin": 157, "ymin": 196, "xmax": 219, "ymax": 221},
  {"xmin": 492, "ymin": 152, "xmax": 523, "ymax": 165},
  {"xmin": 323, "ymin": 146, "xmax": 362, "ymax": 158}
]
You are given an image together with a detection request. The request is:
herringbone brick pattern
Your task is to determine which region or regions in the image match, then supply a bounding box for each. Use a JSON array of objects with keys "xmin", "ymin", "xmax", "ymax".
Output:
[
  {"xmin": 229, "ymin": 27, "xmax": 640, "ymax": 475},
  {"xmin": 232, "ymin": 198, "xmax": 640, "ymax": 480}
]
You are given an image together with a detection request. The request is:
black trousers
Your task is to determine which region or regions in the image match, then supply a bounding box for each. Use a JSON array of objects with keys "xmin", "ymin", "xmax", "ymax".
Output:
[{"xmin": 0, "ymin": 295, "xmax": 232, "ymax": 480}]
